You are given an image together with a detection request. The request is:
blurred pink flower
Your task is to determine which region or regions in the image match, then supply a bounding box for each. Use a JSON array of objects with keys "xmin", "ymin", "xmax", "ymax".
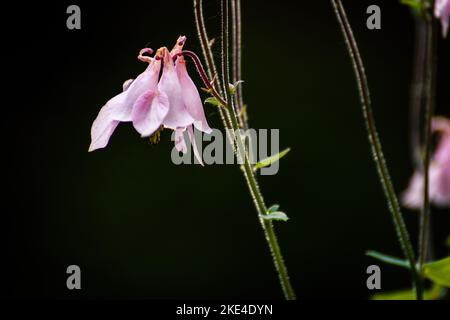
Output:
[
  {"xmin": 435, "ymin": 0, "xmax": 450, "ymax": 37},
  {"xmin": 89, "ymin": 37, "xmax": 211, "ymax": 164},
  {"xmin": 402, "ymin": 117, "xmax": 450, "ymax": 209}
]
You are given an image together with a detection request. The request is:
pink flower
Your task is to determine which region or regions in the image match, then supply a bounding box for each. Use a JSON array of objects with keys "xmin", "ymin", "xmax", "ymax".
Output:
[
  {"xmin": 435, "ymin": 0, "xmax": 450, "ymax": 38},
  {"xmin": 89, "ymin": 37, "xmax": 211, "ymax": 164},
  {"xmin": 402, "ymin": 117, "xmax": 450, "ymax": 209}
]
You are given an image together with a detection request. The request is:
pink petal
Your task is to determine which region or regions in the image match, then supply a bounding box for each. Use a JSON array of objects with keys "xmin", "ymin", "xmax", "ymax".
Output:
[
  {"xmin": 114, "ymin": 60, "xmax": 161, "ymax": 122},
  {"xmin": 89, "ymin": 92, "xmax": 127, "ymax": 152},
  {"xmin": 176, "ymin": 58, "xmax": 212, "ymax": 134},
  {"xmin": 433, "ymin": 134, "xmax": 450, "ymax": 165},
  {"xmin": 89, "ymin": 59, "xmax": 161, "ymax": 151},
  {"xmin": 174, "ymin": 128, "xmax": 187, "ymax": 154},
  {"xmin": 122, "ymin": 79, "xmax": 134, "ymax": 91},
  {"xmin": 170, "ymin": 35, "xmax": 187, "ymax": 57},
  {"xmin": 434, "ymin": 142, "xmax": 450, "ymax": 206},
  {"xmin": 132, "ymin": 91, "xmax": 170, "ymax": 137},
  {"xmin": 402, "ymin": 171, "xmax": 424, "ymax": 209},
  {"xmin": 187, "ymin": 126, "xmax": 204, "ymax": 166},
  {"xmin": 432, "ymin": 117, "xmax": 450, "ymax": 133},
  {"xmin": 89, "ymin": 115, "xmax": 120, "ymax": 152},
  {"xmin": 158, "ymin": 48, "xmax": 195, "ymax": 129},
  {"xmin": 402, "ymin": 164, "xmax": 450, "ymax": 209},
  {"xmin": 173, "ymin": 126, "xmax": 204, "ymax": 166},
  {"xmin": 435, "ymin": 0, "xmax": 450, "ymax": 37}
]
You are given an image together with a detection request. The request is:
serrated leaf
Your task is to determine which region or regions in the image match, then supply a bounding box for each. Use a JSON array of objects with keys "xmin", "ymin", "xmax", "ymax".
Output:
[
  {"xmin": 260, "ymin": 211, "xmax": 289, "ymax": 222},
  {"xmin": 366, "ymin": 251, "xmax": 410, "ymax": 269},
  {"xmin": 423, "ymin": 257, "xmax": 450, "ymax": 287},
  {"xmin": 267, "ymin": 204, "xmax": 280, "ymax": 213},
  {"xmin": 204, "ymin": 97, "xmax": 221, "ymax": 107},
  {"xmin": 371, "ymin": 285, "xmax": 442, "ymax": 300},
  {"xmin": 254, "ymin": 148, "xmax": 291, "ymax": 171}
]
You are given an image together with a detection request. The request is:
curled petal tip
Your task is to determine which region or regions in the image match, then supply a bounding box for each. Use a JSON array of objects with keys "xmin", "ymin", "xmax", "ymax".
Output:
[
  {"xmin": 177, "ymin": 35, "xmax": 187, "ymax": 46},
  {"xmin": 139, "ymin": 48, "xmax": 154, "ymax": 55},
  {"xmin": 122, "ymin": 79, "xmax": 134, "ymax": 91},
  {"xmin": 171, "ymin": 36, "xmax": 187, "ymax": 56},
  {"xmin": 138, "ymin": 48, "xmax": 154, "ymax": 63}
]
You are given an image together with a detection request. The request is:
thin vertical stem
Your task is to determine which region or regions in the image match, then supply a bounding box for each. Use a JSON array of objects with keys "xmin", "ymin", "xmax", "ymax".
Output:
[
  {"xmin": 409, "ymin": 15, "xmax": 427, "ymax": 168},
  {"xmin": 331, "ymin": 0, "xmax": 422, "ymax": 299},
  {"xmin": 221, "ymin": 0, "xmax": 296, "ymax": 299},
  {"xmin": 194, "ymin": 0, "xmax": 295, "ymax": 300},
  {"xmin": 221, "ymin": 0, "xmax": 232, "ymax": 106},
  {"xmin": 418, "ymin": 7, "xmax": 437, "ymax": 272},
  {"xmin": 231, "ymin": 0, "xmax": 248, "ymax": 129},
  {"xmin": 193, "ymin": 0, "xmax": 232, "ymax": 130}
]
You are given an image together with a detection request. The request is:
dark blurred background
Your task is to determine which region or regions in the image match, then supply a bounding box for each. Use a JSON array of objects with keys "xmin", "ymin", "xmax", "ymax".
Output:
[{"xmin": 3, "ymin": 0, "xmax": 450, "ymax": 299}]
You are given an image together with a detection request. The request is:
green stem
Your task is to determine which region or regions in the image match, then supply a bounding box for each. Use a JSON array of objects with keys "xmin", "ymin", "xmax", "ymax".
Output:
[
  {"xmin": 331, "ymin": 0, "xmax": 422, "ymax": 299},
  {"xmin": 221, "ymin": 0, "xmax": 295, "ymax": 300},
  {"xmin": 409, "ymin": 15, "xmax": 426, "ymax": 168},
  {"xmin": 230, "ymin": 0, "xmax": 248, "ymax": 129},
  {"xmin": 222, "ymin": 0, "xmax": 295, "ymax": 300},
  {"xmin": 418, "ymin": 5, "xmax": 437, "ymax": 272},
  {"xmin": 193, "ymin": 0, "xmax": 232, "ymax": 130},
  {"xmin": 192, "ymin": 0, "xmax": 295, "ymax": 299}
]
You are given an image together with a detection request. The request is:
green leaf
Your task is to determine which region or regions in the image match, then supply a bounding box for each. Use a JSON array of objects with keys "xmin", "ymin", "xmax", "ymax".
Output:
[
  {"xmin": 371, "ymin": 284, "xmax": 442, "ymax": 300},
  {"xmin": 229, "ymin": 80, "xmax": 244, "ymax": 95},
  {"xmin": 423, "ymin": 257, "xmax": 450, "ymax": 287},
  {"xmin": 267, "ymin": 204, "xmax": 280, "ymax": 213},
  {"xmin": 260, "ymin": 211, "xmax": 289, "ymax": 222},
  {"xmin": 204, "ymin": 97, "xmax": 221, "ymax": 107},
  {"xmin": 400, "ymin": 0, "xmax": 422, "ymax": 10},
  {"xmin": 400, "ymin": 0, "xmax": 426, "ymax": 15},
  {"xmin": 366, "ymin": 251, "xmax": 410, "ymax": 269},
  {"xmin": 254, "ymin": 148, "xmax": 291, "ymax": 171}
]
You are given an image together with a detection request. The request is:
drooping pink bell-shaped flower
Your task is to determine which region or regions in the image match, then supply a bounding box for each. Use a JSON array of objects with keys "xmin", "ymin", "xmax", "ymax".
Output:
[
  {"xmin": 435, "ymin": 0, "xmax": 450, "ymax": 38},
  {"xmin": 89, "ymin": 36, "xmax": 212, "ymax": 165},
  {"xmin": 402, "ymin": 117, "xmax": 450, "ymax": 209}
]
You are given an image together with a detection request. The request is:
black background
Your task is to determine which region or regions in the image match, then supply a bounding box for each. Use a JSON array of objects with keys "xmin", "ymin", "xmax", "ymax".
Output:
[{"xmin": 3, "ymin": 0, "xmax": 450, "ymax": 299}]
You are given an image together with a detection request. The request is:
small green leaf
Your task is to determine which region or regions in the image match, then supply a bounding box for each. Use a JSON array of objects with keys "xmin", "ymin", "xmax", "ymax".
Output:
[
  {"xmin": 229, "ymin": 80, "xmax": 244, "ymax": 95},
  {"xmin": 267, "ymin": 204, "xmax": 280, "ymax": 213},
  {"xmin": 254, "ymin": 148, "xmax": 291, "ymax": 171},
  {"xmin": 261, "ymin": 211, "xmax": 289, "ymax": 222},
  {"xmin": 371, "ymin": 284, "xmax": 442, "ymax": 300},
  {"xmin": 201, "ymin": 87, "xmax": 212, "ymax": 94},
  {"xmin": 400, "ymin": 0, "xmax": 426, "ymax": 15},
  {"xmin": 423, "ymin": 257, "xmax": 450, "ymax": 287},
  {"xmin": 400, "ymin": 0, "xmax": 422, "ymax": 10},
  {"xmin": 366, "ymin": 251, "xmax": 410, "ymax": 269},
  {"xmin": 204, "ymin": 97, "xmax": 221, "ymax": 107},
  {"xmin": 238, "ymin": 104, "xmax": 247, "ymax": 118}
]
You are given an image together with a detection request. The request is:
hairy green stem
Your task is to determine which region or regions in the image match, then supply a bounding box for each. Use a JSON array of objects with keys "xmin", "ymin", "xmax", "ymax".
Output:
[
  {"xmin": 221, "ymin": 0, "xmax": 295, "ymax": 300},
  {"xmin": 231, "ymin": 0, "xmax": 248, "ymax": 129},
  {"xmin": 193, "ymin": 0, "xmax": 232, "ymax": 130},
  {"xmin": 331, "ymin": 0, "xmax": 422, "ymax": 299},
  {"xmin": 193, "ymin": 0, "xmax": 295, "ymax": 299}
]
